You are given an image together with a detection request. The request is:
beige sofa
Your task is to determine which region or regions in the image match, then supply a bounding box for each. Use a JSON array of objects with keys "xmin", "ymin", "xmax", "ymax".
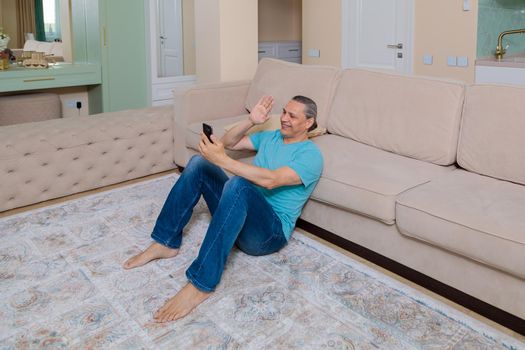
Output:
[
  {"xmin": 0, "ymin": 58, "xmax": 523, "ymax": 332},
  {"xmin": 172, "ymin": 59, "xmax": 525, "ymax": 329}
]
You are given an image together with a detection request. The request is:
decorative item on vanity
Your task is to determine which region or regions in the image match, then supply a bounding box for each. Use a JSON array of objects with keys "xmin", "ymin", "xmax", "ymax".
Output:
[
  {"xmin": 22, "ymin": 52, "xmax": 49, "ymax": 69},
  {"xmin": 0, "ymin": 27, "xmax": 10, "ymax": 50},
  {"xmin": 0, "ymin": 49, "xmax": 13, "ymax": 70}
]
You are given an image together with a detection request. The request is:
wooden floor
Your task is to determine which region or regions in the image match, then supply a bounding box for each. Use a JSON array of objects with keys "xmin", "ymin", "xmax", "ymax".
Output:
[{"xmin": 1, "ymin": 170, "xmax": 523, "ymax": 342}]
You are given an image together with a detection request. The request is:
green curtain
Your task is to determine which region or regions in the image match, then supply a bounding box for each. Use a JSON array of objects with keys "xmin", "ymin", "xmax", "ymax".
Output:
[{"xmin": 34, "ymin": 0, "xmax": 45, "ymax": 41}]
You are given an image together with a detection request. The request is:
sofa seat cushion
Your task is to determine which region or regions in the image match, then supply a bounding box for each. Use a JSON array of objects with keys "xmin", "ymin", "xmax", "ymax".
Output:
[
  {"xmin": 311, "ymin": 135, "xmax": 454, "ymax": 225},
  {"xmin": 186, "ymin": 115, "xmax": 256, "ymax": 160},
  {"xmin": 396, "ymin": 170, "xmax": 525, "ymax": 279}
]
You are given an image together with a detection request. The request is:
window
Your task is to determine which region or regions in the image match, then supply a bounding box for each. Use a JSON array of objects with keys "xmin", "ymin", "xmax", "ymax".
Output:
[{"xmin": 43, "ymin": 0, "xmax": 61, "ymax": 41}]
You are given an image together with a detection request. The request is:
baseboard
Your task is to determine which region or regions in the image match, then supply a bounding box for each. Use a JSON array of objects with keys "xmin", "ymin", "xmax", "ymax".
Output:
[{"xmin": 297, "ymin": 219, "xmax": 525, "ymax": 336}]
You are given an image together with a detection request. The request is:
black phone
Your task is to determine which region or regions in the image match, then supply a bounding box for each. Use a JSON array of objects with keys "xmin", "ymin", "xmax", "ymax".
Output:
[{"xmin": 203, "ymin": 123, "xmax": 214, "ymax": 143}]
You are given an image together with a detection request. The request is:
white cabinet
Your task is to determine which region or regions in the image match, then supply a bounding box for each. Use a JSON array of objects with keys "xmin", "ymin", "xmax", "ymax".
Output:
[
  {"xmin": 475, "ymin": 65, "xmax": 525, "ymax": 86},
  {"xmin": 258, "ymin": 41, "xmax": 302, "ymax": 64}
]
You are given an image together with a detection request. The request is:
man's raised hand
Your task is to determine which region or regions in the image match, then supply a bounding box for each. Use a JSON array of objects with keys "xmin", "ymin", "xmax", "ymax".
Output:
[{"xmin": 249, "ymin": 96, "xmax": 274, "ymax": 125}]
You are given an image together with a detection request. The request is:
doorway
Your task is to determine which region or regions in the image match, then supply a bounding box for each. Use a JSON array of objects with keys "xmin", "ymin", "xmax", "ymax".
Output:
[
  {"xmin": 156, "ymin": 0, "xmax": 183, "ymax": 77},
  {"xmin": 342, "ymin": 0, "xmax": 414, "ymax": 74},
  {"xmin": 148, "ymin": 0, "xmax": 196, "ymax": 106}
]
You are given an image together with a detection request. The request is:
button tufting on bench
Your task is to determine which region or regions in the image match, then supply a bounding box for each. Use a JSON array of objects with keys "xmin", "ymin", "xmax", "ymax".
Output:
[{"xmin": 0, "ymin": 105, "xmax": 175, "ymax": 212}]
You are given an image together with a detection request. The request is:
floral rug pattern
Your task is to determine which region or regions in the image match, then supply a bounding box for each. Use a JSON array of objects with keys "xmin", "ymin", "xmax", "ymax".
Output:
[{"xmin": 0, "ymin": 174, "xmax": 523, "ymax": 349}]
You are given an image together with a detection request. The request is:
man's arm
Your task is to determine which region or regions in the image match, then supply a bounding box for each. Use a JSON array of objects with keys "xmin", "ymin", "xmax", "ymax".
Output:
[
  {"xmin": 221, "ymin": 95, "xmax": 274, "ymax": 151},
  {"xmin": 199, "ymin": 135, "xmax": 302, "ymax": 190},
  {"xmin": 221, "ymin": 119, "xmax": 256, "ymax": 151}
]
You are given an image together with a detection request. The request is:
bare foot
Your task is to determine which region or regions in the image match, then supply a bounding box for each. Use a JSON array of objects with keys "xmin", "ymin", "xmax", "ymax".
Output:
[
  {"xmin": 123, "ymin": 242, "xmax": 179, "ymax": 269},
  {"xmin": 153, "ymin": 283, "xmax": 211, "ymax": 322}
]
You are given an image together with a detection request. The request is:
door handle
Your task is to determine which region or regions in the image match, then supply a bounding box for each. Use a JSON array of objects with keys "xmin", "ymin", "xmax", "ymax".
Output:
[
  {"xmin": 387, "ymin": 43, "xmax": 403, "ymax": 49},
  {"xmin": 160, "ymin": 36, "xmax": 167, "ymax": 40}
]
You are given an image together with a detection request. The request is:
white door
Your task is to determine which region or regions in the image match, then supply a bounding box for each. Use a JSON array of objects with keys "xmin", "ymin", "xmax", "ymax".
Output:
[
  {"xmin": 157, "ymin": 0, "xmax": 184, "ymax": 77},
  {"xmin": 342, "ymin": 0, "xmax": 413, "ymax": 74}
]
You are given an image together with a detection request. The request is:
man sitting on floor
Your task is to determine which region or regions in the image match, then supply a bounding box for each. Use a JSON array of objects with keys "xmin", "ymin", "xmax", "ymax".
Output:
[{"xmin": 123, "ymin": 95, "xmax": 323, "ymax": 322}]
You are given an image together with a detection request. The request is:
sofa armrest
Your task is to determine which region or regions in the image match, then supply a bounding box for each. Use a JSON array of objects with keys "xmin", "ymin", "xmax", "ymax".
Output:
[{"xmin": 173, "ymin": 79, "xmax": 251, "ymax": 166}]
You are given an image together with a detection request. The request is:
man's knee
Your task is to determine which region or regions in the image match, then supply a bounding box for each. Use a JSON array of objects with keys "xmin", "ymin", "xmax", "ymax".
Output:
[
  {"xmin": 184, "ymin": 155, "xmax": 212, "ymax": 175},
  {"xmin": 223, "ymin": 176, "xmax": 252, "ymax": 195}
]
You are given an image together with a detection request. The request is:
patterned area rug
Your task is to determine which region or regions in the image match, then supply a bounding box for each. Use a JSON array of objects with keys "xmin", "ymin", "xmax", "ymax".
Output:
[{"xmin": 0, "ymin": 174, "xmax": 523, "ymax": 349}]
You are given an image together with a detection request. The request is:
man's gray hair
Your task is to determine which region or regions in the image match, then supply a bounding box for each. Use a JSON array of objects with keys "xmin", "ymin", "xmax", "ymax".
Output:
[{"xmin": 292, "ymin": 95, "xmax": 318, "ymax": 132}]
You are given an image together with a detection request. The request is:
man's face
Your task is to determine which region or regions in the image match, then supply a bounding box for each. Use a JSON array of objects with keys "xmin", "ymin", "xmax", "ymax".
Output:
[{"xmin": 280, "ymin": 100, "xmax": 314, "ymax": 139}]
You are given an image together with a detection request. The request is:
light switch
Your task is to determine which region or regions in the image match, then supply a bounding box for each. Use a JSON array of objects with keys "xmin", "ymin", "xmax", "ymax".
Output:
[
  {"xmin": 308, "ymin": 48, "xmax": 320, "ymax": 58},
  {"xmin": 457, "ymin": 56, "xmax": 469, "ymax": 67},
  {"xmin": 463, "ymin": 0, "xmax": 471, "ymax": 11},
  {"xmin": 423, "ymin": 55, "xmax": 433, "ymax": 65},
  {"xmin": 447, "ymin": 56, "xmax": 457, "ymax": 66}
]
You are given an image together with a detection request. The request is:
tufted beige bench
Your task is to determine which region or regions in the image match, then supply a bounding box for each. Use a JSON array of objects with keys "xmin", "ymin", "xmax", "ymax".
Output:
[{"xmin": 0, "ymin": 105, "xmax": 176, "ymax": 212}]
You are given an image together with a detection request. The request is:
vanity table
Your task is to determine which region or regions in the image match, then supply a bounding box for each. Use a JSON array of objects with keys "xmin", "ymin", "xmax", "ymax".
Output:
[{"xmin": 0, "ymin": 62, "xmax": 101, "ymax": 93}]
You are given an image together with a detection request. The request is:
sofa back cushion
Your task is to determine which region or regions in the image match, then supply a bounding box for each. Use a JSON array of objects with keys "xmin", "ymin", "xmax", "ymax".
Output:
[
  {"xmin": 458, "ymin": 84, "xmax": 525, "ymax": 185},
  {"xmin": 327, "ymin": 69, "xmax": 465, "ymax": 166},
  {"xmin": 245, "ymin": 58, "xmax": 341, "ymax": 127}
]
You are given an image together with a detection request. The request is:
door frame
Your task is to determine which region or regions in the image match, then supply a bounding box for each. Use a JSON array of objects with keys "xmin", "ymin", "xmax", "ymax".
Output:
[{"xmin": 341, "ymin": 0, "xmax": 414, "ymax": 74}]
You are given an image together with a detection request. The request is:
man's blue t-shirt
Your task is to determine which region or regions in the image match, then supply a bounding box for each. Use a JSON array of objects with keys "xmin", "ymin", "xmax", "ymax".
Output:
[{"xmin": 249, "ymin": 130, "xmax": 323, "ymax": 240}]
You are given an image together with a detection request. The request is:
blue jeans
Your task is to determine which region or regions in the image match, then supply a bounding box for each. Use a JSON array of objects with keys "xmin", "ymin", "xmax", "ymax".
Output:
[{"xmin": 151, "ymin": 155, "xmax": 288, "ymax": 292}]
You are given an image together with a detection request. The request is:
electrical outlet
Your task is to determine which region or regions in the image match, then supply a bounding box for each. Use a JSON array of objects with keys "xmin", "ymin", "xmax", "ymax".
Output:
[
  {"xmin": 447, "ymin": 56, "xmax": 457, "ymax": 67},
  {"xmin": 66, "ymin": 100, "xmax": 76, "ymax": 108},
  {"xmin": 423, "ymin": 55, "xmax": 433, "ymax": 65}
]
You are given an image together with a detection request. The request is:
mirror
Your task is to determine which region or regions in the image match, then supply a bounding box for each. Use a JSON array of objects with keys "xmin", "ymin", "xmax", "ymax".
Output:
[
  {"xmin": 151, "ymin": 0, "xmax": 196, "ymax": 78},
  {"xmin": 0, "ymin": 0, "xmax": 72, "ymax": 62}
]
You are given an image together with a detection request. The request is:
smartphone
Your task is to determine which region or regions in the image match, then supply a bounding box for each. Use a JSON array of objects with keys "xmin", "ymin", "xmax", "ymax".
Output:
[{"xmin": 203, "ymin": 123, "xmax": 214, "ymax": 143}]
